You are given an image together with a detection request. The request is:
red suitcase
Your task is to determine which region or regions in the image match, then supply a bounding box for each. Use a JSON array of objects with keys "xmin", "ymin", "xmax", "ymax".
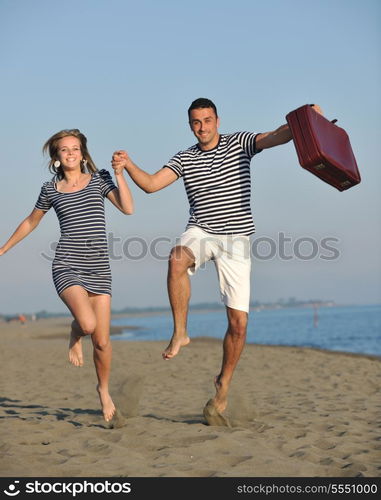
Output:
[{"xmin": 286, "ymin": 104, "xmax": 361, "ymax": 191}]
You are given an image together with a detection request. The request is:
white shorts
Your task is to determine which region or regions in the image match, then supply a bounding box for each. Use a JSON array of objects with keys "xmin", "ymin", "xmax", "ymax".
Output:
[{"xmin": 177, "ymin": 226, "xmax": 251, "ymax": 313}]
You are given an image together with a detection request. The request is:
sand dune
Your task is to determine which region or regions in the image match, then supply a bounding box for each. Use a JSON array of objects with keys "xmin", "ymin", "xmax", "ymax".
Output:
[{"xmin": 0, "ymin": 317, "xmax": 380, "ymax": 477}]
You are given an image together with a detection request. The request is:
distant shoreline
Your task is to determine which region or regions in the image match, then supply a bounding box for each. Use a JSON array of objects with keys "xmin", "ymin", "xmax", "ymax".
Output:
[
  {"xmin": 1, "ymin": 316, "xmax": 378, "ymax": 362},
  {"xmin": 1, "ymin": 302, "xmax": 379, "ymax": 322}
]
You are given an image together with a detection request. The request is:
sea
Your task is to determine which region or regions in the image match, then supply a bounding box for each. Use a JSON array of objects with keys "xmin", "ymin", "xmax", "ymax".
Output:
[{"xmin": 112, "ymin": 304, "xmax": 381, "ymax": 357}]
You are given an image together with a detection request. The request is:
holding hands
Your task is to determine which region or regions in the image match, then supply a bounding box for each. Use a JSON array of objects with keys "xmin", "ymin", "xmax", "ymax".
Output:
[
  {"xmin": 111, "ymin": 150, "xmax": 130, "ymax": 175},
  {"xmin": 106, "ymin": 150, "xmax": 134, "ymax": 214}
]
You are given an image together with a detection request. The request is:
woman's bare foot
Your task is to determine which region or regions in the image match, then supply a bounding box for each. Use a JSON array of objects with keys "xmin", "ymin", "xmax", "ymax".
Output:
[
  {"xmin": 97, "ymin": 384, "xmax": 116, "ymax": 422},
  {"xmin": 162, "ymin": 333, "xmax": 190, "ymax": 360},
  {"xmin": 69, "ymin": 330, "xmax": 84, "ymax": 366}
]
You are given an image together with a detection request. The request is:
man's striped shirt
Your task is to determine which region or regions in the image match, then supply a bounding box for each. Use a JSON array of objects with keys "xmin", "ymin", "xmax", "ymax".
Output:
[{"xmin": 164, "ymin": 132, "xmax": 261, "ymax": 235}]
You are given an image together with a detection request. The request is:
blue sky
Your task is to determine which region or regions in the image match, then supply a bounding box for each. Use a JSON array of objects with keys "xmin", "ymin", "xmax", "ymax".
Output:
[{"xmin": 1, "ymin": 0, "xmax": 380, "ymax": 313}]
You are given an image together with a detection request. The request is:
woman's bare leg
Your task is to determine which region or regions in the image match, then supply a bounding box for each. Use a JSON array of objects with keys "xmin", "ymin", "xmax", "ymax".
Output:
[
  {"xmin": 89, "ymin": 293, "xmax": 115, "ymax": 422},
  {"xmin": 60, "ymin": 286, "xmax": 97, "ymax": 366}
]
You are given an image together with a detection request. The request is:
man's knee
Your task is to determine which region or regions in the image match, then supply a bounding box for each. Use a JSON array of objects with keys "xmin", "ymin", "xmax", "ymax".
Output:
[
  {"xmin": 168, "ymin": 245, "xmax": 195, "ymax": 273},
  {"xmin": 227, "ymin": 311, "xmax": 248, "ymax": 337}
]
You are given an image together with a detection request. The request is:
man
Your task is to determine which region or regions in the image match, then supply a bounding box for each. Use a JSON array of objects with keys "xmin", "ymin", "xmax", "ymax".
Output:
[{"xmin": 112, "ymin": 98, "xmax": 321, "ymax": 425}]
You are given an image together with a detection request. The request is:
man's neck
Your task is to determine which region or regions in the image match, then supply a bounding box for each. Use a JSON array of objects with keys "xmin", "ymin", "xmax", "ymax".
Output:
[{"xmin": 198, "ymin": 134, "xmax": 220, "ymax": 151}]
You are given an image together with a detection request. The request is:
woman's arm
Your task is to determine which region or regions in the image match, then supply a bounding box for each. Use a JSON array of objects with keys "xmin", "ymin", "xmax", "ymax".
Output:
[
  {"xmin": 112, "ymin": 150, "xmax": 178, "ymax": 193},
  {"xmin": 0, "ymin": 208, "xmax": 46, "ymax": 256},
  {"xmin": 107, "ymin": 165, "xmax": 134, "ymax": 215}
]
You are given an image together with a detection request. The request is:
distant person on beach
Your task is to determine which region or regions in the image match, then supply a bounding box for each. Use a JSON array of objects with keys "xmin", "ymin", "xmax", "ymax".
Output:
[
  {"xmin": 0, "ymin": 129, "xmax": 134, "ymax": 422},
  {"xmin": 112, "ymin": 98, "xmax": 322, "ymax": 425}
]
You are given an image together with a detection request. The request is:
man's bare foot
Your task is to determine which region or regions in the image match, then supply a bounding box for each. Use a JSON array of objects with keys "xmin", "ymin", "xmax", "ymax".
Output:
[
  {"xmin": 162, "ymin": 334, "xmax": 190, "ymax": 360},
  {"xmin": 97, "ymin": 384, "xmax": 116, "ymax": 422},
  {"xmin": 69, "ymin": 330, "xmax": 84, "ymax": 366},
  {"xmin": 203, "ymin": 399, "xmax": 231, "ymax": 428},
  {"xmin": 213, "ymin": 375, "xmax": 228, "ymax": 414}
]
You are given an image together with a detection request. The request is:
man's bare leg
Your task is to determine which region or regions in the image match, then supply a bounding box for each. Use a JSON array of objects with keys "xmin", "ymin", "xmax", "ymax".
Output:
[
  {"xmin": 212, "ymin": 307, "xmax": 248, "ymax": 414},
  {"xmin": 162, "ymin": 245, "xmax": 195, "ymax": 360}
]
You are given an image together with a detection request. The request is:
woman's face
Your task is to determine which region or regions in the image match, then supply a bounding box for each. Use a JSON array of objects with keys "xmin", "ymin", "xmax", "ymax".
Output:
[{"xmin": 56, "ymin": 136, "xmax": 83, "ymax": 170}]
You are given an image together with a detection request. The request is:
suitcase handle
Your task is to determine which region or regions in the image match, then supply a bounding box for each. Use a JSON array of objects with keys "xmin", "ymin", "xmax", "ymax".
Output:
[{"xmin": 308, "ymin": 104, "xmax": 338, "ymax": 124}]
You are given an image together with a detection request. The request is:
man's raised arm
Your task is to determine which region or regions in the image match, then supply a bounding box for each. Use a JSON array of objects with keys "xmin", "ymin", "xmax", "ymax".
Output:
[
  {"xmin": 112, "ymin": 150, "xmax": 178, "ymax": 193},
  {"xmin": 256, "ymin": 104, "xmax": 323, "ymax": 150},
  {"xmin": 256, "ymin": 124, "xmax": 292, "ymax": 150}
]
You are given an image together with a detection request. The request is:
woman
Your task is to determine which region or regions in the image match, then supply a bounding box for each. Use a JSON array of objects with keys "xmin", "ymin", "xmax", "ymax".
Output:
[{"xmin": 0, "ymin": 129, "xmax": 134, "ymax": 422}]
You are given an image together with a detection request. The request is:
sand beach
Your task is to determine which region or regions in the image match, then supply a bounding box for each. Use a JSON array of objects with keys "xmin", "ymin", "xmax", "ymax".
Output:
[{"xmin": 0, "ymin": 316, "xmax": 380, "ymax": 478}]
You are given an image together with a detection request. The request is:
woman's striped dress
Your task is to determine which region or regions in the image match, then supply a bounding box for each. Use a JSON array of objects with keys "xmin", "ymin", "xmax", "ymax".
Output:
[{"xmin": 35, "ymin": 169, "xmax": 116, "ymax": 296}]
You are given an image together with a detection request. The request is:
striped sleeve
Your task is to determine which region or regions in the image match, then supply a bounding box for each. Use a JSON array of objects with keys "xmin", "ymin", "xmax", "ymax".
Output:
[
  {"xmin": 235, "ymin": 132, "xmax": 262, "ymax": 157},
  {"xmin": 34, "ymin": 183, "xmax": 52, "ymax": 212},
  {"xmin": 163, "ymin": 151, "xmax": 183, "ymax": 178},
  {"xmin": 98, "ymin": 169, "xmax": 117, "ymax": 197}
]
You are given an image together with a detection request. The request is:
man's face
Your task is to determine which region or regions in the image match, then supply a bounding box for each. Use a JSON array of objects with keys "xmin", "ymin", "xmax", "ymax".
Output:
[{"xmin": 189, "ymin": 107, "xmax": 220, "ymax": 150}]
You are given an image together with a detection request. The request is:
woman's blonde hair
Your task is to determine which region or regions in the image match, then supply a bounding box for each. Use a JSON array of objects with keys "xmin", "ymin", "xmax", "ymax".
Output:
[{"xmin": 43, "ymin": 129, "xmax": 97, "ymax": 180}]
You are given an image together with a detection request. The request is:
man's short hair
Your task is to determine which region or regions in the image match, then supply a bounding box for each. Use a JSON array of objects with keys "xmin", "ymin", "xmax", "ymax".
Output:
[{"xmin": 188, "ymin": 98, "xmax": 218, "ymax": 120}]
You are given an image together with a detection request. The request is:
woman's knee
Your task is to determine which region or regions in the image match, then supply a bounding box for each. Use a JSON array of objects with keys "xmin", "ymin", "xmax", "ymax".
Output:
[
  {"xmin": 92, "ymin": 336, "xmax": 111, "ymax": 351},
  {"xmin": 78, "ymin": 318, "xmax": 96, "ymax": 336}
]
